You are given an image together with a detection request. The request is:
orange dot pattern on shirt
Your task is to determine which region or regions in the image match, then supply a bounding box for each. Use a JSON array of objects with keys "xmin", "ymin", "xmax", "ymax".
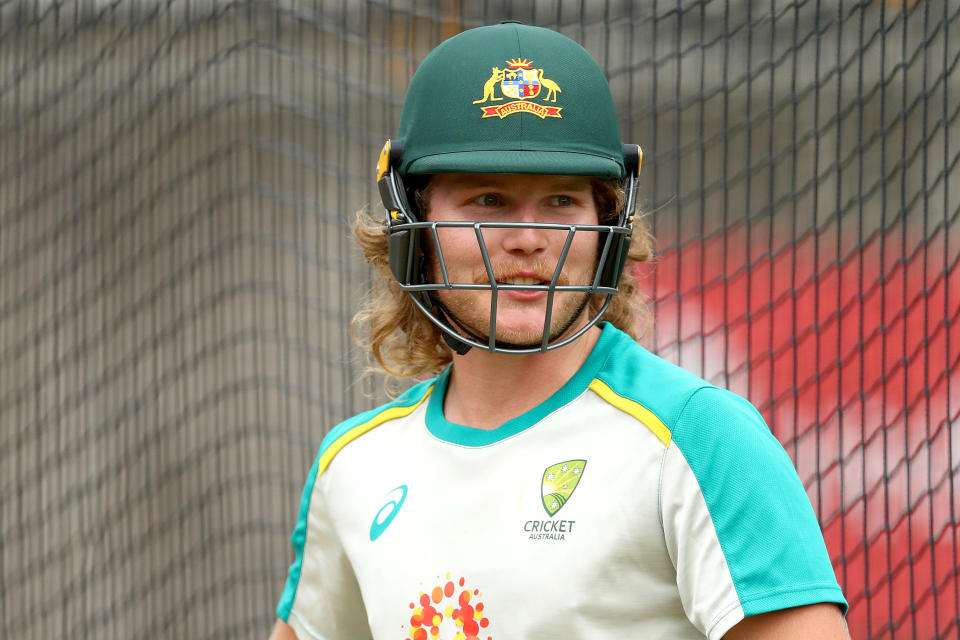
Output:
[{"xmin": 405, "ymin": 575, "xmax": 491, "ymax": 640}]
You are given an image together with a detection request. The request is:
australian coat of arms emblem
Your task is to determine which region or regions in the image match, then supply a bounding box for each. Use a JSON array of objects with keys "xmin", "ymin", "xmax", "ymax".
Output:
[{"xmin": 473, "ymin": 58, "xmax": 563, "ymax": 119}]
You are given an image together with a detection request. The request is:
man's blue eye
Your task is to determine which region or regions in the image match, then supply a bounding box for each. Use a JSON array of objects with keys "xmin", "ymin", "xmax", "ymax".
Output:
[
  {"xmin": 554, "ymin": 195, "xmax": 573, "ymax": 206},
  {"xmin": 476, "ymin": 194, "xmax": 500, "ymax": 206}
]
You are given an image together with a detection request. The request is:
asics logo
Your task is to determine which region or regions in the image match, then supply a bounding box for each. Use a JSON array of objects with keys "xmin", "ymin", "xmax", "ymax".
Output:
[{"xmin": 370, "ymin": 484, "xmax": 407, "ymax": 541}]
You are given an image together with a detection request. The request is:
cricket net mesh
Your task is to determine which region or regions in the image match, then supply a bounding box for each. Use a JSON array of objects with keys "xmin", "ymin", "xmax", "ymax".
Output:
[{"xmin": 1, "ymin": 1, "xmax": 957, "ymax": 638}]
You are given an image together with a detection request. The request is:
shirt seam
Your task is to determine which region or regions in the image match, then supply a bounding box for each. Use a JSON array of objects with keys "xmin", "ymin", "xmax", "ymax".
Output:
[
  {"xmin": 705, "ymin": 598, "xmax": 745, "ymax": 637},
  {"xmin": 706, "ymin": 581, "xmax": 847, "ymax": 635},
  {"xmin": 737, "ymin": 581, "xmax": 848, "ymax": 608},
  {"xmin": 663, "ymin": 425, "xmax": 743, "ymax": 634},
  {"xmin": 657, "ymin": 384, "xmax": 711, "ymax": 534},
  {"xmin": 656, "ymin": 441, "xmax": 667, "ymax": 533},
  {"xmin": 289, "ymin": 607, "xmax": 331, "ymax": 640},
  {"xmin": 673, "ymin": 384, "xmax": 716, "ymax": 429}
]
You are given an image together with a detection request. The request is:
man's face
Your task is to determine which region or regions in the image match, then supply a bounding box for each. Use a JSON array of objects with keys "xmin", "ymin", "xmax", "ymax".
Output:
[{"xmin": 423, "ymin": 173, "xmax": 601, "ymax": 347}]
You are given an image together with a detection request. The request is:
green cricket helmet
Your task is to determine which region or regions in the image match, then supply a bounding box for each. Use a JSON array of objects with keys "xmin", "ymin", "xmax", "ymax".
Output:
[{"xmin": 376, "ymin": 22, "xmax": 642, "ymax": 354}]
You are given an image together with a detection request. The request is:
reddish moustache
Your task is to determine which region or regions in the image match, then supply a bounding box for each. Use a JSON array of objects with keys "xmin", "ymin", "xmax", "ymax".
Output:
[{"xmin": 472, "ymin": 260, "xmax": 569, "ymax": 286}]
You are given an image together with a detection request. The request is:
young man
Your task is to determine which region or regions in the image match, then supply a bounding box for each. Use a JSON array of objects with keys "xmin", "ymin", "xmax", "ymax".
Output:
[{"xmin": 272, "ymin": 23, "xmax": 848, "ymax": 640}]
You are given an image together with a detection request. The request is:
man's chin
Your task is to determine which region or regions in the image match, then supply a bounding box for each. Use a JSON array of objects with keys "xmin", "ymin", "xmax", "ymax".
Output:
[
  {"xmin": 444, "ymin": 320, "xmax": 558, "ymax": 350},
  {"xmin": 435, "ymin": 294, "xmax": 592, "ymax": 350},
  {"xmin": 489, "ymin": 317, "xmax": 588, "ymax": 349},
  {"xmin": 490, "ymin": 333, "xmax": 548, "ymax": 349}
]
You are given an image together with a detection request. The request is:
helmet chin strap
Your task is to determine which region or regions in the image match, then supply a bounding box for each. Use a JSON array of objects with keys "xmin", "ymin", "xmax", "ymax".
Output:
[
  {"xmin": 428, "ymin": 299, "xmax": 481, "ymax": 355},
  {"xmin": 430, "ymin": 293, "xmax": 594, "ymax": 356}
]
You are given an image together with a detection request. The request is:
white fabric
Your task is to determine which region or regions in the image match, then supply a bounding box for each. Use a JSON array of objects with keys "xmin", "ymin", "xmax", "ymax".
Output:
[
  {"xmin": 288, "ymin": 472, "xmax": 371, "ymax": 640},
  {"xmin": 660, "ymin": 442, "xmax": 744, "ymax": 639},
  {"xmin": 280, "ymin": 325, "xmax": 844, "ymax": 637},
  {"xmin": 289, "ymin": 391, "xmax": 723, "ymax": 639}
]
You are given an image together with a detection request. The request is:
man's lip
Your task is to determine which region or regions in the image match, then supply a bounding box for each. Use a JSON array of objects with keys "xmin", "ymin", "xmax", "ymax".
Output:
[
  {"xmin": 495, "ymin": 278, "xmax": 549, "ymax": 285},
  {"xmin": 494, "ymin": 270, "xmax": 551, "ymax": 284}
]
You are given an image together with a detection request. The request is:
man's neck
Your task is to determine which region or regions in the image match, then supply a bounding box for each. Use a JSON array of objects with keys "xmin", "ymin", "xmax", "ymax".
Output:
[{"xmin": 442, "ymin": 325, "xmax": 603, "ymax": 430}]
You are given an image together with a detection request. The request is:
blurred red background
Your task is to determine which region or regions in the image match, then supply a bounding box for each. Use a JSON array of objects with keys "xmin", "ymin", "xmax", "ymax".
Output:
[{"xmin": 644, "ymin": 220, "xmax": 958, "ymax": 638}]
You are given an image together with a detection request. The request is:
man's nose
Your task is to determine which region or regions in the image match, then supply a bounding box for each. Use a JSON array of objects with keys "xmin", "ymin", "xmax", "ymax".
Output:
[{"xmin": 499, "ymin": 203, "xmax": 549, "ymax": 255}]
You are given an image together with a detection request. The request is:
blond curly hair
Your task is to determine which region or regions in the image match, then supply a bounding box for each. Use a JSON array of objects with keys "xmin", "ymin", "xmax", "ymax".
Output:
[{"xmin": 351, "ymin": 178, "xmax": 654, "ymax": 382}]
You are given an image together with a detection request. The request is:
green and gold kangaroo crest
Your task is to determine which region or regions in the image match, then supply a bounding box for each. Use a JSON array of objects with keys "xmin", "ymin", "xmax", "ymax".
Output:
[{"xmin": 541, "ymin": 460, "xmax": 586, "ymax": 517}]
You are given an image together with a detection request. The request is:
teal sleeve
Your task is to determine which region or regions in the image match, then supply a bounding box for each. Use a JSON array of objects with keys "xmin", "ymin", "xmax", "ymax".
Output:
[
  {"xmin": 671, "ymin": 386, "xmax": 848, "ymax": 616},
  {"xmin": 276, "ymin": 453, "xmax": 321, "ymax": 621}
]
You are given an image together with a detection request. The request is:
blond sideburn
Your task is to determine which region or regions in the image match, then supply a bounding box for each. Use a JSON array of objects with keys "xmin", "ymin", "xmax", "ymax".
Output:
[{"xmin": 351, "ymin": 179, "xmax": 654, "ymax": 384}]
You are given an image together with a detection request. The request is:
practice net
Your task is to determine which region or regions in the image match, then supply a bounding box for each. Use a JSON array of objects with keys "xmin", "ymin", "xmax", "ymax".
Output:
[{"xmin": 1, "ymin": 1, "xmax": 957, "ymax": 638}]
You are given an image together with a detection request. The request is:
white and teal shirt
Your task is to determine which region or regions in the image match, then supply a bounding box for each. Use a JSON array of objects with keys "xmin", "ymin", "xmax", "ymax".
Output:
[{"xmin": 277, "ymin": 323, "xmax": 846, "ymax": 640}]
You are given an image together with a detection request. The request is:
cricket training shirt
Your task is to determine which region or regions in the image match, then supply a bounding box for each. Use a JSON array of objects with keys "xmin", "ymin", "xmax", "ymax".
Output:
[{"xmin": 277, "ymin": 323, "xmax": 846, "ymax": 640}]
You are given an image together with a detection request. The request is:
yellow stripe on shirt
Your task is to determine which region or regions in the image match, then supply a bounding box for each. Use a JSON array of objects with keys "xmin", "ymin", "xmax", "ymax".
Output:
[
  {"xmin": 588, "ymin": 378, "xmax": 671, "ymax": 447},
  {"xmin": 316, "ymin": 386, "xmax": 433, "ymax": 477}
]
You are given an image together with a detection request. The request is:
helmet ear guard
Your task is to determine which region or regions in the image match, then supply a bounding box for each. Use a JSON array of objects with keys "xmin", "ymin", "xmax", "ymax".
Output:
[
  {"xmin": 377, "ymin": 142, "xmax": 473, "ymax": 354},
  {"xmin": 387, "ymin": 225, "xmax": 422, "ymax": 291},
  {"xmin": 597, "ymin": 143, "xmax": 642, "ymax": 289},
  {"xmin": 597, "ymin": 230, "xmax": 629, "ymax": 290},
  {"xmin": 376, "ymin": 139, "xmax": 408, "ymax": 220},
  {"xmin": 377, "ymin": 139, "xmax": 423, "ymax": 289}
]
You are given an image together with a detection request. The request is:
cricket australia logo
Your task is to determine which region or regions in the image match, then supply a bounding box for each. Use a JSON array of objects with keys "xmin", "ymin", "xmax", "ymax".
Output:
[
  {"xmin": 541, "ymin": 459, "xmax": 586, "ymax": 516},
  {"xmin": 473, "ymin": 57, "xmax": 563, "ymax": 119},
  {"xmin": 524, "ymin": 459, "xmax": 586, "ymax": 541}
]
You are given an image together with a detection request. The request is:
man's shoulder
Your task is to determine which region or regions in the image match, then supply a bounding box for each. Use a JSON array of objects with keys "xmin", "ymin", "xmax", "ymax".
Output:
[
  {"xmin": 593, "ymin": 328, "xmax": 768, "ymax": 442},
  {"xmin": 593, "ymin": 330, "xmax": 714, "ymax": 428},
  {"xmin": 315, "ymin": 377, "xmax": 437, "ymax": 471}
]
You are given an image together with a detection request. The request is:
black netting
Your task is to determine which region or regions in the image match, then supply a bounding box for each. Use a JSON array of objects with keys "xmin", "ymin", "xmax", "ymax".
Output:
[{"xmin": 1, "ymin": 1, "xmax": 957, "ymax": 638}]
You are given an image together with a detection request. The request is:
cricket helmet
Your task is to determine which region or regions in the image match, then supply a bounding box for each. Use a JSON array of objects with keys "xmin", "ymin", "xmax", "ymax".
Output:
[{"xmin": 376, "ymin": 22, "xmax": 641, "ymax": 354}]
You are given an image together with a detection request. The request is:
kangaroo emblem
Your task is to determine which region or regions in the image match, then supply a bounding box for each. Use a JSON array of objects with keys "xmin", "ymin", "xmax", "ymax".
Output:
[
  {"xmin": 474, "ymin": 58, "xmax": 564, "ymax": 120},
  {"xmin": 537, "ymin": 69, "xmax": 561, "ymax": 102},
  {"xmin": 473, "ymin": 67, "xmax": 505, "ymax": 104}
]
